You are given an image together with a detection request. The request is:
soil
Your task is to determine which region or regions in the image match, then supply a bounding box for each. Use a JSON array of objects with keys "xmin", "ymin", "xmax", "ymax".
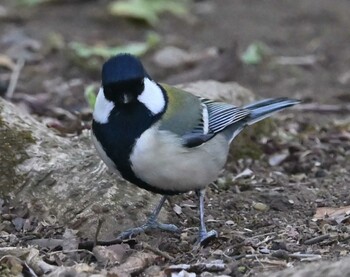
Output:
[{"xmin": 0, "ymin": 0, "xmax": 350, "ymax": 276}]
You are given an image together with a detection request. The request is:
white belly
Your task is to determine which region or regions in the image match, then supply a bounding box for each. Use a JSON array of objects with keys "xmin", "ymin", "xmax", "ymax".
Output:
[{"xmin": 130, "ymin": 126, "xmax": 229, "ymax": 192}]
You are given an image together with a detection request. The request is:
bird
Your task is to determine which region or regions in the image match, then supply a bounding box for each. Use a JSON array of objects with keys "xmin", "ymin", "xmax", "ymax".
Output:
[{"xmin": 91, "ymin": 53, "xmax": 300, "ymax": 244}]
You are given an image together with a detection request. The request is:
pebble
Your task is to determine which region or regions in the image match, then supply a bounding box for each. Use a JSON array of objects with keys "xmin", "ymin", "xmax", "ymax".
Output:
[{"xmin": 252, "ymin": 202, "xmax": 269, "ymax": 211}]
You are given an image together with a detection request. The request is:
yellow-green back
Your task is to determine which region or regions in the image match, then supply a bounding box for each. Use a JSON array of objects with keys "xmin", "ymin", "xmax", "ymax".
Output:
[{"xmin": 159, "ymin": 83, "xmax": 202, "ymax": 136}]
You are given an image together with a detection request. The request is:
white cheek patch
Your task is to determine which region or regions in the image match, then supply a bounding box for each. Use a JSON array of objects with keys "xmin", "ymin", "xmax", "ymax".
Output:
[
  {"xmin": 93, "ymin": 87, "xmax": 115, "ymax": 124},
  {"xmin": 137, "ymin": 78, "xmax": 166, "ymax": 115}
]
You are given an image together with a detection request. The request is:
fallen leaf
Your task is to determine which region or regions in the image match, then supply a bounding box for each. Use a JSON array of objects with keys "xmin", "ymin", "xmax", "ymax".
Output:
[
  {"xmin": 232, "ymin": 168, "xmax": 254, "ymax": 181},
  {"xmin": 241, "ymin": 42, "xmax": 271, "ymax": 65},
  {"xmin": 268, "ymin": 150, "xmax": 289, "ymax": 166},
  {"xmin": 93, "ymin": 244, "xmax": 130, "ymax": 265},
  {"xmin": 109, "ymin": 252, "xmax": 158, "ymax": 275},
  {"xmin": 108, "ymin": 0, "xmax": 188, "ymax": 25},
  {"xmin": 172, "ymin": 270, "xmax": 196, "ymax": 277},
  {"xmin": 84, "ymin": 84, "xmax": 97, "ymax": 109},
  {"xmin": 0, "ymin": 255, "xmax": 24, "ymax": 276},
  {"xmin": 173, "ymin": 204, "xmax": 182, "ymax": 215},
  {"xmin": 153, "ymin": 46, "xmax": 217, "ymax": 69},
  {"xmin": 313, "ymin": 206, "xmax": 350, "ymax": 224},
  {"xmin": 69, "ymin": 32, "xmax": 159, "ymax": 59}
]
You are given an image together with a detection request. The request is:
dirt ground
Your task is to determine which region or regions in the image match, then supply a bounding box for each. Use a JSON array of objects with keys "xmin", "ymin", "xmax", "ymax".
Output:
[{"xmin": 0, "ymin": 0, "xmax": 350, "ymax": 276}]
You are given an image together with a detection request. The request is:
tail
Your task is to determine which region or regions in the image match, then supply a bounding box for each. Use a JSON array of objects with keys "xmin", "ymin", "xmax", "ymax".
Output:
[{"xmin": 243, "ymin": 98, "xmax": 300, "ymax": 125}]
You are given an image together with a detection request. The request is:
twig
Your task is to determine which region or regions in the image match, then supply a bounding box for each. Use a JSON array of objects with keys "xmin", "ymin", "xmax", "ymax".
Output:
[
  {"xmin": 251, "ymin": 232, "xmax": 277, "ymax": 239},
  {"xmin": 254, "ymin": 255, "xmax": 265, "ymax": 268},
  {"xmin": 28, "ymin": 237, "xmax": 123, "ymax": 252},
  {"xmin": 241, "ymin": 254, "xmax": 265, "ymax": 259},
  {"xmin": 256, "ymin": 235, "xmax": 276, "ymax": 247},
  {"xmin": 304, "ymin": 234, "xmax": 330, "ymax": 245},
  {"xmin": 78, "ymin": 238, "xmax": 122, "ymax": 250},
  {"xmin": 5, "ymin": 56, "xmax": 25, "ymax": 99},
  {"xmin": 236, "ymin": 250, "xmax": 322, "ymax": 262},
  {"xmin": 293, "ymin": 103, "xmax": 350, "ymax": 114},
  {"xmin": 46, "ymin": 249, "xmax": 94, "ymax": 256},
  {"xmin": 274, "ymin": 55, "xmax": 318, "ymax": 66},
  {"xmin": 94, "ymin": 217, "xmax": 105, "ymax": 247},
  {"xmin": 167, "ymin": 261, "xmax": 226, "ymax": 273},
  {"xmin": 141, "ymin": 242, "xmax": 174, "ymax": 260},
  {"xmin": 288, "ymin": 253, "xmax": 322, "ymax": 261}
]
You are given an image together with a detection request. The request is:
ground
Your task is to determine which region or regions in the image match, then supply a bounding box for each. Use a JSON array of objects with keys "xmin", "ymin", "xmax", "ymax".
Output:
[{"xmin": 0, "ymin": 0, "xmax": 350, "ymax": 276}]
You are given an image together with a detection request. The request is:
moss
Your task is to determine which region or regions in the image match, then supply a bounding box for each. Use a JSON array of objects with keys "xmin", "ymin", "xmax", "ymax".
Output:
[
  {"xmin": 229, "ymin": 118, "xmax": 276, "ymax": 160},
  {"xmin": 0, "ymin": 106, "xmax": 36, "ymax": 195}
]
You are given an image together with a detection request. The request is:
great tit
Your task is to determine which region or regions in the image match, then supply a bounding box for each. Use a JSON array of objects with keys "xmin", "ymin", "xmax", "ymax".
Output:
[{"xmin": 91, "ymin": 53, "xmax": 299, "ymax": 244}]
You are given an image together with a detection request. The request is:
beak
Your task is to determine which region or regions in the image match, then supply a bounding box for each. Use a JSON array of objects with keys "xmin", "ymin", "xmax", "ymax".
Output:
[{"xmin": 121, "ymin": 92, "xmax": 135, "ymax": 104}]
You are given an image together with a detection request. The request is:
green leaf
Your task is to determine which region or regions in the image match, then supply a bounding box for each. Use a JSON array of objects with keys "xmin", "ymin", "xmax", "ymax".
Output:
[
  {"xmin": 241, "ymin": 42, "xmax": 270, "ymax": 65},
  {"xmin": 17, "ymin": 0, "xmax": 48, "ymax": 6},
  {"xmin": 84, "ymin": 85, "xmax": 97, "ymax": 109},
  {"xmin": 69, "ymin": 32, "xmax": 160, "ymax": 59},
  {"xmin": 108, "ymin": 0, "xmax": 189, "ymax": 25}
]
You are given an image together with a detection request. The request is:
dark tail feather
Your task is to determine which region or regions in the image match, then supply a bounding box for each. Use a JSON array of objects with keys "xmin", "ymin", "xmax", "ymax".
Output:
[{"xmin": 243, "ymin": 98, "xmax": 300, "ymax": 125}]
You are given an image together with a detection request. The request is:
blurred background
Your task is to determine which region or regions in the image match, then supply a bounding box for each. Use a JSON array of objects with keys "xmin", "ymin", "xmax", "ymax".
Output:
[{"xmin": 0, "ymin": 0, "xmax": 349, "ymax": 133}]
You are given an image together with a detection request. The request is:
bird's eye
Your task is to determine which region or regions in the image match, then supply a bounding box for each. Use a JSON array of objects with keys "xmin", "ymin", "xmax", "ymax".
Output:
[
  {"xmin": 103, "ymin": 87, "xmax": 114, "ymax": 99},
  {"xmin": 104, "ymin": 87, "xmax": 112, "ymax": 95}
]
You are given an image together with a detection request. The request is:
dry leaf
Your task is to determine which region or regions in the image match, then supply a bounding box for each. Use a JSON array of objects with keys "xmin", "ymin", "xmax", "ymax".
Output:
[
  {"xmin": 268, "ymin": 150, "xmax": 289, "ymax": 166},
  {"xmin": 232, "ymin": 168, "xmax": 254, "ymax": 181},
  {"xmin": 93, "ymin": 244, "xmax": 130, "ymax": 265},
  {"xmin": 109, "ymin": 252, "xmax": 158, "ymax": 276},
  {"xmin": 313, "ymin": 206, "xmax": 350, "ymax": 224},
  {"xmin": 173, "ymin": 204, "xmax": 182, "ymax": 215}
]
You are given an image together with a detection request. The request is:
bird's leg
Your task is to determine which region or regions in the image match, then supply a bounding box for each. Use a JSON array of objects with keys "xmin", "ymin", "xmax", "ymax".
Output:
[
  {"xmin": 196, "ymin": 189, "xmax": 218, "ymax": 244},
  {"xmin": 117, "ymin": 195, "xmax": 179, "ymax": 240}
]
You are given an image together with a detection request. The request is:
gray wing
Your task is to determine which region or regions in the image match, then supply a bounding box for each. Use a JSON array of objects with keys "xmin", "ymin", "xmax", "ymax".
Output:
[
  {"xmin": 202, "ymin": 99, "xmax": 250, "ymax": 133},
  {"xmin": 182, "ymin": 98, "xmax": 250, "ymax": 147}
]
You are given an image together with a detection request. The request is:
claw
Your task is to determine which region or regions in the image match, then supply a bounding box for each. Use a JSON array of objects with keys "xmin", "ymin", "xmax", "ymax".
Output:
[
  {"xmin": 195, "ymin": 189, "xmax": 218, "ymax": 246},
  {"xmin": 116, "ymin": 196, "xmax": 179, "ymax": 240},
  {"xmin": 198, "ymin": 229, "xmax": 218, "ymax": 245}
]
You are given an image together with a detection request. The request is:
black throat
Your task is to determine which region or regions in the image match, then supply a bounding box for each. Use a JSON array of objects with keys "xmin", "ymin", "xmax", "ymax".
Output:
[{"xmin": 92, "ymin": 101, "xmax": 173, "ymax": 194}]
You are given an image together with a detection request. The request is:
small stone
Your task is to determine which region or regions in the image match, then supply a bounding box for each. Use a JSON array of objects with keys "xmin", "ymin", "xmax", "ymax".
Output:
[
  {"xmin": 252, "ymin": 202, "xmax": 269, "ymax": 212},
  {"xmin": 259, "ymin": 247, "xmax": 270, "ymax": 254},
  {"xmin": 0, "ymin": 220, "xmax": 14, "ymax": 233},
  {"xmin": 12, "ymin": 217, "xmax": 24, "ymax": 231},
  {"xmin": 2, "ymin": 214, "xmax": 14, "ymax": 220},
  {"xmin": 212, "ymin": 249, "xmax": 224, "ymax": 256},
  {"xmin": 315, "ymin": 169, "xmax": 327, "ymax": 178},
  {"xmin": 173, "ymin": 204, "xmax": 182, "ymax": 215},
  {"xmin": 225, "ymin": 220, "xmax": 235, "ymax": 226}
]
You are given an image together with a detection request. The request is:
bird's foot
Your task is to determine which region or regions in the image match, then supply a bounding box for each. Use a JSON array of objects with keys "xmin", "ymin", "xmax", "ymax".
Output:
[
  {"xmin": 198, "ymin": 229, "xmax": 218, "ymax": 245},
  {"xmin": 117, "ymin": 221, "xmax": 179, "ymax": 240}
]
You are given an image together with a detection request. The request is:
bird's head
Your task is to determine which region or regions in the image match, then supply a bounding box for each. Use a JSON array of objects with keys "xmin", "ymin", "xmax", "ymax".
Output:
[
  {"xmin": 93, "ymin": 54, "xmax": 167, "ymax": 124},
  {"xmin": 102, "ymin": 54, "xmax": 146, "ymax": 105}
]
